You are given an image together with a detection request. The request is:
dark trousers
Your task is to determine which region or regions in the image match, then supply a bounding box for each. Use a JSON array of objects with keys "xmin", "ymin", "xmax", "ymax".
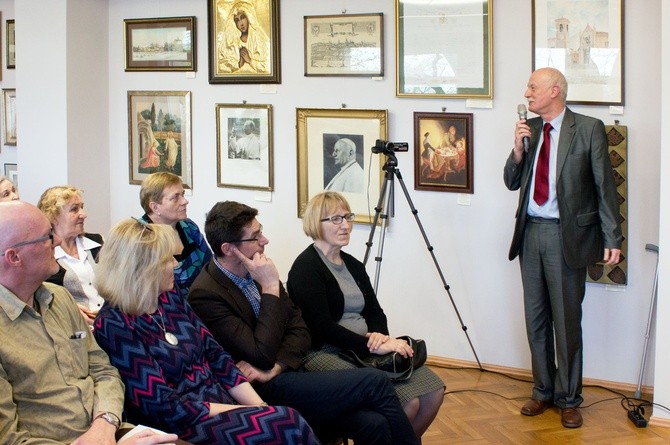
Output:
[
  {"xmin": 520, "ymin": 219, "xmax": 586, "ymax": 408},
  {"xmin": 256, "ymin": 367, "xmax": 419, "ymax": 445}
]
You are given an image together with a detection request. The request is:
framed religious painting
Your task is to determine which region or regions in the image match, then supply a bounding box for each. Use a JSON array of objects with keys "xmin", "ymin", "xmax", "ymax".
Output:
[
  {"xmin": 396, "ymin": 0, "xmax": 492, "ymax": 98},
  {"xmin": 207, "ymin": 0, "xmax": 281, "ymax": 84},
  {"xmin": 296, "ymin": 108, "xmax": 386, "ymax": 224},
  {"xmin": 216, "ymin": 103, "xmax": 273, "ymax": 191},
  {"xmin": 2, "ymin": 89, "xmax": 16, "ymax": 146},
  {"xmin": 532, "ymin": 0, "xmax": 624, "ymax": 105},
  {"xmin": 304, "ymin": 13, "xmax": 383, "ymax": 77},
  {"xmin": 413, "ymin": 112, "xmax": 473, "ymax": 193},
  {"xmin": 124, "ymin": 16, "xmax": 196, "ymax": 71},
  {"xmin": 127, "ymin": 91, "xmax": 192, "ymax": 188}
]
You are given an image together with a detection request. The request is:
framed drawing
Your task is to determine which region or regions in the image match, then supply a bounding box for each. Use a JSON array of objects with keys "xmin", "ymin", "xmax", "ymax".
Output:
[
  {"xmin": 296, "ymin": 108, "xmax": 387, "ymax": 224},
  {"xmin": 304, "ymin": 13, "xmax": 383, "ymax": 77},
  {"xmin": 207, "ymin": 0, "xmax": 281, "ymax": 84},
  {"xmin": 5, "ymin": 19, "xmax": 14, "ymax": 69},
  {"xmin": 396, "ymin": 0, "xmax": 492, "ymax": 98},
  {"xmin": 124, "ymin": 16, "xmax": 196, "ymax": 71},
  {"xmin": 127, "ymin": 91, "xmax": 192, "ymax": 188},
  {"xmin": 2, "ymin": 89, "xmax": 16, "ymax": 146},
  {"xmin": 216, "ymin": 103, "xmax": 273, "ymax": 191},
  {"xmin": 532, "ymin": 0, "xmax": 624, "ymax": 105},
  {"xmin": 3, "ymin": 163, "xmax": 18, "ymax": 193},
  {"xmin": 414, "ymin": 112, "xmax": 473, "ymax": 193}
]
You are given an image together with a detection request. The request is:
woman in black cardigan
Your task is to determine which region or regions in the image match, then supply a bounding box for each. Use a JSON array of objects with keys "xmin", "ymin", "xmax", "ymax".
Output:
[{"xmin": 288, "ymin": 191, "xmax": 444, "ymax": 438}]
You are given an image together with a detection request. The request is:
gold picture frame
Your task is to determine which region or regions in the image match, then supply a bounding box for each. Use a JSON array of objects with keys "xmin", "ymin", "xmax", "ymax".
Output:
[
  {"xmin": 127, "ymin": 91, "xmax": 192, "ymax": 188},
  {"xmin": 296, "ymin": 108, "xmax": 387, "ymax": 224},
  {"xmin": 207, "ymin": 0, "xmax": 280, "ymax": 84},
  {"xmin": 216, "ymin": 103, "xmax": 274, "ymax": 191}
]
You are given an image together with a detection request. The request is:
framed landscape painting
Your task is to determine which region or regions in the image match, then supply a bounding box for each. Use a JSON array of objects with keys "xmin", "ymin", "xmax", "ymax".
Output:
[
  {"xmin": 124, "ymin": 16, "xmax": 196, "ymax": 71},
  {"xmin": 127, "ymin": 91, "xmax": 192, "ymax": 188},
  {"xmin": 532, "ymin": 0, "xmax": 624, "ymax": 105}
]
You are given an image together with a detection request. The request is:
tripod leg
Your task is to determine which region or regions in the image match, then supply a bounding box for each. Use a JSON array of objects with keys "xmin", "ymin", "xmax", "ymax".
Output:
[
  {"xmin": 391, "ymin": 167, "xmax": 483, "ymax": 369},
  {"xmin": 363, "ymin": 164, "xmax": 393, "ymax": 265}
]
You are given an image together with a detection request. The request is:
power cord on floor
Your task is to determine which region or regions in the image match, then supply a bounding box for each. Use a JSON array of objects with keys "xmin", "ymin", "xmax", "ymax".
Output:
[{"xmin": 438, "ymin": 365, "xmax": 670, "ymax": 428}]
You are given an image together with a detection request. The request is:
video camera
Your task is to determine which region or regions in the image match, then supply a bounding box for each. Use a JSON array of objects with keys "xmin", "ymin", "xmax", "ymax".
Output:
[{"xmin": 371, "ymin": 139, "xmax": 409, "ymax": 156}]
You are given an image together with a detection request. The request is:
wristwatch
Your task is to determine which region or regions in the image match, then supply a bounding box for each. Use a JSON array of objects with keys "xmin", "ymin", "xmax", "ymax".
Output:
[{"xmin": 94, "ymin": 411, "xmax": 121, "ymax": 431}]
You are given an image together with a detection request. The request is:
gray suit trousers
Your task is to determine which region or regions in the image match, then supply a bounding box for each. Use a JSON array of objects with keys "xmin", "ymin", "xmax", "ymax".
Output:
[{"xmin": 520, "ymin": 218, "xmax": 586, "ymax": 408}]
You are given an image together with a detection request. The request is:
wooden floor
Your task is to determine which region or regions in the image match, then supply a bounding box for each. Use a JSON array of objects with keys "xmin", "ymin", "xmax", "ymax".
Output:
[{"xmin": 421, "ymin": 365, "xmax": 670, "ymax": 444}]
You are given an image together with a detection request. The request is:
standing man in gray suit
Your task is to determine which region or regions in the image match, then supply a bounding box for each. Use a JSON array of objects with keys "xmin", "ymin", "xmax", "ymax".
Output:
[{"xmin": 504, "ymin": 67, "xmax": 622, "ymax": 429}]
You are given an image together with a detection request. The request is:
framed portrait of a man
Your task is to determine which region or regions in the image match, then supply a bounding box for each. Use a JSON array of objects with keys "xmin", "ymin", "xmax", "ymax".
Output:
[
  {"xmin": 296, "ymin": 108, "xmax": 386, "ymax": 224},
  {"xmin": 207, "ymin": 0, "xmax": 281, "ymax": 84}
]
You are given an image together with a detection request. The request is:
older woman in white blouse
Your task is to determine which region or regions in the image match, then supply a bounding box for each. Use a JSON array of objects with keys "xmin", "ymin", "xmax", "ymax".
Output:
[{"xmin": 38, "ymin": 186, "xmax": 104, "ymax": 325}]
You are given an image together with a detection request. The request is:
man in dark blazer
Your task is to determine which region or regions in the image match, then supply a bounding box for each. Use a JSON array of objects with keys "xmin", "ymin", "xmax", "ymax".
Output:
[
  {"xmin": 188, "ymin": 200, "xmax": 419, "ymax": 445},
  {"xmin": 504, "ymin": 67, "xmax": 622, "ymax": 428}
]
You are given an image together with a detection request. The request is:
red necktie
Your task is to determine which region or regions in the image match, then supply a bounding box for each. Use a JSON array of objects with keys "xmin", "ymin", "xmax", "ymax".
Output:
[{"xmin": 533, "ymin": 123, "xmax": 553, "ymax": 205}]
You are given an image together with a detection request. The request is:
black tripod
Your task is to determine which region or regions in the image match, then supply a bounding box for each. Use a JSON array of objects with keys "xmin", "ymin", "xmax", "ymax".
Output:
[{"xmin": 363, "ymin": 149, "xmax": 482, "ymax": 369}]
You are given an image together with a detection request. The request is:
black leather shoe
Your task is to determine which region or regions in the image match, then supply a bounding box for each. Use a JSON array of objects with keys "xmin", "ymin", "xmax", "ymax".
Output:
[
  {"xmin": 520, "ymin": 399, "xmax": 553, "ymax": 416},
  {"xmin": 561, "ymin": 408, "xmax": 583, "ymax": 428}
]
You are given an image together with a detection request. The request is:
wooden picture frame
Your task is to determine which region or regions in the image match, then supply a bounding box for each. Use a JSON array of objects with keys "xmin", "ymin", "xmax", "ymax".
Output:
[
  {"xmin": 3, "ymin": 163, "xmax": 17, "ymax": 192},
  {"xmin": 396, "ymin": 0, "xmax": 492, "ymax": 98},
  {"xmin": 216, "ymin": 103, "xmax": 273, "ymax": 191},
  {"xmin": 5, "ymin": 18, "xmax": 13, "ymax": 70},
  {"xmin": 127, "ymin": 91, "xmax": 192, "ymax": 188},
  {"xmin": 296, "ymin": 108, "xmax": 386, "ymax": 224},
  {"xmin": 2, "ymin": 89, "xmax": 16, "ymax": 146},
  {"xmin": 124, "ymin": 16, "xmax": 196, "ymax": 71},
  {"xmin": 207, "ymin": 0, "xmax": 280, "ymax": 84},
  {"xmin": 532, "ymin": 0, "xmax": 624, "ymax": 105},
  {"xmin": 414, "ymin": 112, "xmax": 473, "ymax": 193},
  {"xmin": 304, "ymin": 13, "xmax": 383, "ymax": 77}
]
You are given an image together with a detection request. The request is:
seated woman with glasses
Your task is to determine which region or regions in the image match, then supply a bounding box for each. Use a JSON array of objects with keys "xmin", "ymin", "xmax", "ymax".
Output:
[
  {"xmin": 139, "ymin": 172, "xmax": 212, "ymax": 299},
  {"xmin": 287, "ymin": 191, "xmax": 445, "ymax": 439},
  {"xmin": 38, "ymin": 186, "xmax": 105, "ymax": 326},
  {"xmin": 93, "ymin": 218, "xmax": 318, "ymax": 445}
]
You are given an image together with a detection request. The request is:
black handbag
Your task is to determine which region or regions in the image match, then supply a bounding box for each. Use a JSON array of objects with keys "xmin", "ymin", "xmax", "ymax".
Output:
[{"xmin": 339, "ymin": 335, "xmax": 427, "ymax": 381}]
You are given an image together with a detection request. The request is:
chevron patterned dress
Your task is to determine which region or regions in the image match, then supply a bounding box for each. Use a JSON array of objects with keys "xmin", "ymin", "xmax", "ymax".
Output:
[{"xmin": 94, "ymin": 290, "xmax": 318, "ymax": 445}]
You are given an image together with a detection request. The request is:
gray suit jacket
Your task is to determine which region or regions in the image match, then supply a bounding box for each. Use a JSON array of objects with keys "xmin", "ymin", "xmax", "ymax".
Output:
[{"xmin": 504, "ymin": 107, "xmax": 623, "ymax": 269}]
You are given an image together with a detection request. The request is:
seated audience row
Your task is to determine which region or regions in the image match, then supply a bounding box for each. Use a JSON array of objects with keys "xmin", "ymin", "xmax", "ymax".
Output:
[{"xmin": 0, "ymin": 173, "xmax": 443, "ymax": 444}]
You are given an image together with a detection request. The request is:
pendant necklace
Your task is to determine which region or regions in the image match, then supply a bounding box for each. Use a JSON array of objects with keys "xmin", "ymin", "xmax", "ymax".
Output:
[{"xmin": 149, "ymin": 308, "xmax": 179, "ymax": 346}]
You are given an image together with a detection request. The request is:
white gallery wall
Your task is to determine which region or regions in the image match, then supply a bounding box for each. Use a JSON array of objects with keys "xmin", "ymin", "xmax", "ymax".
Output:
[{"xmin": 6, "ymin": 0, "xmax": 668, "ymax": 415}]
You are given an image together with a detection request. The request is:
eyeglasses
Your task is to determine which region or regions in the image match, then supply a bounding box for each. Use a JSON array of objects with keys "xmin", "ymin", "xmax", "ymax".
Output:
[
  {"xmin": 320, "ymin": 213, "xmax": 355, "ymax": 225},
  {"xmin": 3, "ymin": 228, "xmax": 55, "ymax": 254},
  {"xmin": 236, "ymin": 225, "xmax": 264, "ymax": 243}
]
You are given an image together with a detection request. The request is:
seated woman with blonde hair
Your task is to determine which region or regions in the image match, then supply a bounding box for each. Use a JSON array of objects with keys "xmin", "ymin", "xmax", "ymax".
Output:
[
  {"xmin": 288, "ymin": 191, "xmax": 445, "ymax": 438},
  {"xmin": 38, "ymin": 186, "xmax": 104, "ymax": 325},
  {"xmin": 93, "ymin": 218, "xmax": 318, "ymax": 445}
]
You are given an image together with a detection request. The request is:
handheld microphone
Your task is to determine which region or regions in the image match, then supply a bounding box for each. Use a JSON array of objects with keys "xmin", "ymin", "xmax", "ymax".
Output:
[{"xmin": 517, "ymin": 104, "xmax": 530, "ymax": 152}]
